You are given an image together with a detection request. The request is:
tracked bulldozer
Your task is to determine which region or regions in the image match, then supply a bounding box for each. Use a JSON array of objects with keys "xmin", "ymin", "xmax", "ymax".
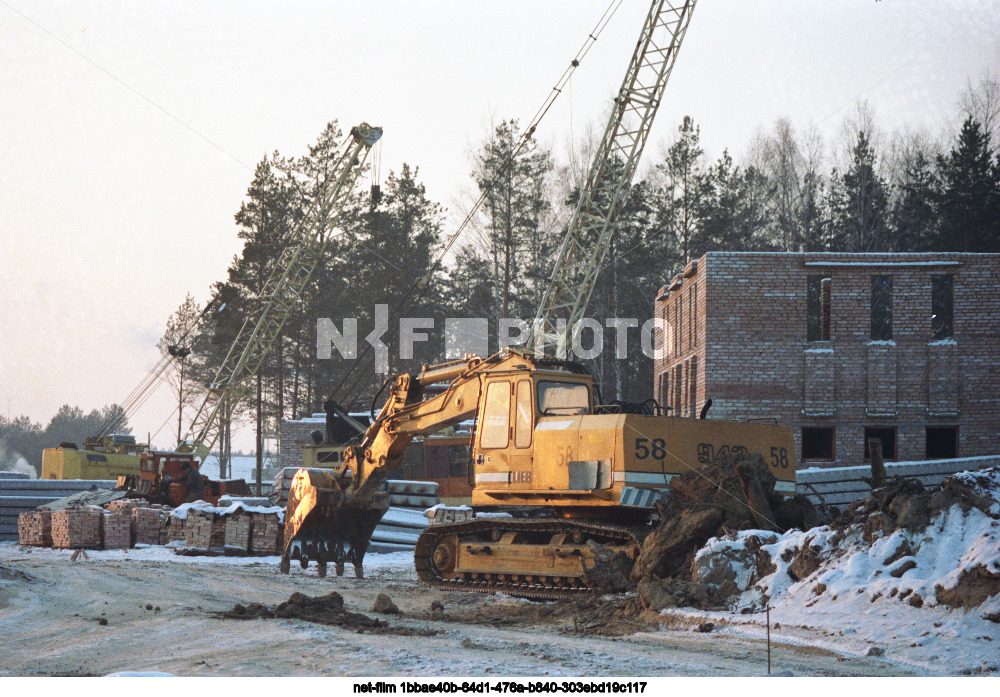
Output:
[{"xmin": 280, "ymin": 351, "xmax": 796, "ymax": 595}]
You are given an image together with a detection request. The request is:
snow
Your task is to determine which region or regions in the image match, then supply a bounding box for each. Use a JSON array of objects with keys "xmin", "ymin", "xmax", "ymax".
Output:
[
  {"xmin": 797, "ymin": 454, "xmax": 1000, "ymax": 475},
  {"xmin": 867, "ymin": 340, "xmax": 897, "ymax": 346},
  {"xmin": 0, "ymin": 541, "xmax": 416, "ymax": 569},
  {"xmin": 168, "ymin": 500, "xmax": 285, "ymax": 522},
  {"xmin": 802, "ymin": 261, "xmax": 962, "ymax": 267},
  {"xmin": 681, "ymin": 495, "xmax": 1000, "ymax": 674},
  {"xmin": 929, "ymin": 338, "xmax": 958, "ymax": 346},
  {"xmin": 105, "ymin": 671, "xmax": 177, "ymax": 677}
]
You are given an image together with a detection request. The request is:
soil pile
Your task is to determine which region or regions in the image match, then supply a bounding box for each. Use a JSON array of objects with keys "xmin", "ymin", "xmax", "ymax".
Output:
[
  {"xmin": 216, "ymin": 590, "xmax": 439, "ymax": 636},
  {"xmin": 686, "ymin": 467, "xmax": 1000, "ymax": 618},
  {"xmin": 218, "ymin": 591, "xmax": 386, "ymax": 630},
  {"xmin": 630, "ymin": 452, "xmax": 816, "ymax": 610}
]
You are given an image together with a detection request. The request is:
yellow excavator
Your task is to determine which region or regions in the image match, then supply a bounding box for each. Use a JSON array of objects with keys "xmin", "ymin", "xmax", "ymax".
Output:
[{"xmin": 281, "ymin": 350, "xmax": 796, "ymax": 595}]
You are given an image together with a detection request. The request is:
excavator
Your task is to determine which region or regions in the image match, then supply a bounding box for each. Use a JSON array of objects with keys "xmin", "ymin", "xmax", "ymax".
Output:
[
  {"xmin": 281, "ymin": 0, "xmax": 798, "ymax": 596},
  {"xmin": 281, "ymin": 350, "xmax": 796, "ymax": 594}
]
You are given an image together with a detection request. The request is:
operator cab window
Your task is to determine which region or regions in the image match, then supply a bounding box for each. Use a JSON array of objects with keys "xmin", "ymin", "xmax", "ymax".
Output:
[
  {"xmin": 480, "ymin": 381, "xmax": 511, "ymax": 449},
  {"xmin": 537, "ymin": 381, "xmax": 590, "ymax": 416}
]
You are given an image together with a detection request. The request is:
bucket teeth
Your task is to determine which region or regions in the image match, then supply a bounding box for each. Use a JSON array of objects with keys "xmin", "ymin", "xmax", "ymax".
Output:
[{"xmin": 279, "ymin": 468, "xmax": 388, "ymax": 578}]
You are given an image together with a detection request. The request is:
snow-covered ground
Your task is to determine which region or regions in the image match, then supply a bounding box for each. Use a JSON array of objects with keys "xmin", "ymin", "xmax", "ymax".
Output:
[
  {"xmin": 0, "ymin": 541, "xmax": 416, "ymax": 572},
  {"xmin": 676, "ymin": 473, "xmax": 1000, "ymax": 675},
  {"xmin": 200, "ymin": 454, "xmax": 274, "ymax": 482}
]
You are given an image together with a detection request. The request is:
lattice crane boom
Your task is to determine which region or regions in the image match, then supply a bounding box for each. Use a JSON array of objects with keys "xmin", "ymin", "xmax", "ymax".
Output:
[
  {"xmin": 181, "ymin": 123, "xmax": 383, "ymax": 461},
  {"xmin": 528, "ymin": 1, "xmax": 696, "ymax": 358}
]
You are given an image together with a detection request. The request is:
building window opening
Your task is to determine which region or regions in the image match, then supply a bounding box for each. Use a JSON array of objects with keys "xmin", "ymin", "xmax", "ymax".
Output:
[
  {"xmin": 931, "ymin": 274, "xmax": 953, "ymax": 340},
  {"xmin": 801, "ymin": 427, "xmax": 835, "ymax": 461},
  {"xmin": 870, "ymin": 275, "xmax": 893, "ymax": 341},
  {"xmin": 863, "ymin": 426, "xmax": 897, "ymax": 460},
  {"xmin": 807, "ymin": 276, "xmax": 832, "ymax": 342},
  {"xmin": 926, "ymin": 427, "xmax": 958, "ymax": 460}
]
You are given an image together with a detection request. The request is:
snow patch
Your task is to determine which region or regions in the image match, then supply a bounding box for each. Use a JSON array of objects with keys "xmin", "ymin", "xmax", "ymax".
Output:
[{"xmin": 679, "ymin": 494, "xmax": 1000, "ymax": 674}]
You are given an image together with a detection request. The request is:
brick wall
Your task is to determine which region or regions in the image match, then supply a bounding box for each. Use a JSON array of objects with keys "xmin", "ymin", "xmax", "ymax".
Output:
[
  {"xmin": 278, "ymin": 415, "xmax": 326, "ymax": 470},
  {"xmin": 654, "ymin": 252, "xmax": 1000, "ymax": 468}
]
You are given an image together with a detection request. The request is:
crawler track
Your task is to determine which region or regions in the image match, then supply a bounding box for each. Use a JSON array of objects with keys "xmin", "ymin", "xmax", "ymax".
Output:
[{"xmin": 415, "ymin": 518, "xmax": 647, "ymax": 600}]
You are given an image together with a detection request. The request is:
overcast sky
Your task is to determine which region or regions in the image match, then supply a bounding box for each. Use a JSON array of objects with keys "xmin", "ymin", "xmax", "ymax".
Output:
[{"xmin": 1, "ymin": 0, "xmax": 997, "ymax": 453}]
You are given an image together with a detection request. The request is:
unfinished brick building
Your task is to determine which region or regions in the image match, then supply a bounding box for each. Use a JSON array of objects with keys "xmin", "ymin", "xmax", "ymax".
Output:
[{"xmin": 653, "ymin": 252, "xmax": 1000, "ymax": 468}]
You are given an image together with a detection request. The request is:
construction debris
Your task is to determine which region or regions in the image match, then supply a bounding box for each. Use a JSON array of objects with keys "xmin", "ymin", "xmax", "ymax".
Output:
[
  {"xmin": 372, "ymin": 593, "xmax": 400, "ymax": 614},
  {"xmin": 676, "ymin": 467, "xmax": 1000, "ymax": 617},
  {"xmin": 631, "ymin": 452, "xmax": 817, "ymax": 589}
]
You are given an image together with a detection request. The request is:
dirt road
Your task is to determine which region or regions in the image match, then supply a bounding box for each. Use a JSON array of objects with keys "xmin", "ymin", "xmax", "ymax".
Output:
[{"xmin": 0, "ymin": 544, "xmax": 920, "ymax": 677}]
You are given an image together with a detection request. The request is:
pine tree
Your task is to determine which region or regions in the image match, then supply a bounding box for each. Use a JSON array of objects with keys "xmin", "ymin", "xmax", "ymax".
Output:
[
  {"xmin": 891, "ymin": 148, "xmax": 940, "ymax": 251},
  {"xmin": 935, "ymin": 118, "xmax": 1000, "ymax": 252},
  {"xmin": 466, "ymin": 119, "xmax": 552, "ymax": 338},
  {"xmin": 830, "ymin": 130, "xmax": 889, "ymax": 252},
  {"xmin": 657, "ymin": 117, "xmax": 707, "ymax": 263}
]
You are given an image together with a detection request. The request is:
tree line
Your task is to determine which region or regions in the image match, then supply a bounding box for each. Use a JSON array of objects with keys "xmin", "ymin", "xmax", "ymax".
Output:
[
  {"xmin": 142, "ymin": 76, "xmax": 1000, "ymax": 446},
  {"xmin": 0, "ymin": 405, "xmax": 129, "ymax": 471}
]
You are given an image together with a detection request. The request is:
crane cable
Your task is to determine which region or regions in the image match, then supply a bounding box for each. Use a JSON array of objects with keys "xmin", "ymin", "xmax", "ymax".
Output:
[{"xmin": 329, "ymin": 0, "xmax": 625, "ymax": 406}]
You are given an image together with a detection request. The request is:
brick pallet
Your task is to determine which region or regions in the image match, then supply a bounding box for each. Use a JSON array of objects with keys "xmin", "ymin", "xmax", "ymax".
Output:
[
  {"xmin": 108, "ymin": 499, "xmax": 150, "ymax": 546},
  {"xmin": 185, "ymin": 509, "xmax": 226, "ymax": 551},
  {"xmin": 224, "ymin": 514, "xmax": 251, "ymax": 553},
  {"xmin": 250, "ymin": 512, "xmax": 283, "ymax": 555},
  {"xmin": 17, "ymin": 510, "xmax": 52, "ymax": 546},
  {"xmin": 165, "ymin": 514, "xmax": 186, "ymax": 544},
  {"xmin": 135, "ymin": 506, "xmax": 172, "ymax": 545},
  {"xmin": 102, "ymin": 511, "xmax": 130, "ymax": 549},
  {"xmin": 106, "ymin": 498, "xmax": 149, "ymax": 515},
  {"xmin": 51, "ymin": 508, "xmax": 103, "ymax": 549}
]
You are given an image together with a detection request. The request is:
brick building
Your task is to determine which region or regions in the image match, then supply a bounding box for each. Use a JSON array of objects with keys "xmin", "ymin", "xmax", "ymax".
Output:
[{"xmin": 653, "ymin": 252, "xmax": 1000, "ymax": 468}]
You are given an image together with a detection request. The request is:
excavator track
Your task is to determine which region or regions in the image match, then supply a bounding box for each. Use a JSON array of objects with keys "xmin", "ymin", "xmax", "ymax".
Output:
[{"xmin": 415, "ymin": 518, "xmax": 649, "ymax": 600}]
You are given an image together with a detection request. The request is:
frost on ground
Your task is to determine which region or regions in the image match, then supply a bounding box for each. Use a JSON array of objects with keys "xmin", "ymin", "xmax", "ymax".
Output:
[{"xmin": 670, "ymin": 468, "xmax": 1000, "ymax": 675}]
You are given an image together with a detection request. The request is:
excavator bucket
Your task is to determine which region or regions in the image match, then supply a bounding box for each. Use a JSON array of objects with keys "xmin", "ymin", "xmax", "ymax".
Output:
[{"xmin": 279, "ymin": 468, "xmax": 389, "ymax": 579}]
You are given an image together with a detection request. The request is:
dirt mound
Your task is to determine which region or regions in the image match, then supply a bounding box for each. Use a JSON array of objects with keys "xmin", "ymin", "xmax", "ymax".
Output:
[
  {"xmin": 217, "ymin": 591, "xmax": 439, "ymax": 636},
  {"xmin": 0, "ymin": 562, "xmax": 34, "ymax": 583},
  {"xmin": 631, "ymin": 452, "xmax": 816, "ymax": 592},
  {"xmin": 834, "ymin": 468, "xmax": 1000, "ymax": 538},
  {"xmin": 219, "ymin": 591, "xmax": 385, "ymax": 629}
]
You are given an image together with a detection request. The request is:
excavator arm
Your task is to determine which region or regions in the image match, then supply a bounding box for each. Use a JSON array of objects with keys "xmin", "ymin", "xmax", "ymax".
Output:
[{"xmin": 280, "ymin": 352, "xmax": 537, "ymax": 577}]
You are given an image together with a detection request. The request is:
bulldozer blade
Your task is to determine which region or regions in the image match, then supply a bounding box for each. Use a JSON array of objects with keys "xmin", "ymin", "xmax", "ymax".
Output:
[{"xmin": 280, "ymin": 468, "xmax": 388, "ymax": 579}]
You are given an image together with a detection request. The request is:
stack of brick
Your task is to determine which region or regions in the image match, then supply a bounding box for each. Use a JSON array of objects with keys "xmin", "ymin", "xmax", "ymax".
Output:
[
  {"xmin": 134, "ymin": 506, "xmax": 172, "ymax": 545},
  {"xmin": 106, "ymin": 498, "xmax": 149, "ymax": 516},
  {"xmin": 185, "ymin": 509, "xmax": 226, "ymax": 551},
  {"xmin": 106, "ymin": 499, "xmax": 150, "ymax": 546},
  {"xmin": 102, "ymin": 511, "xmax": 131, "ymax": 549},
  {"xmin": 165, "ymin": 513, "xmax": 186, "ymax": 544},
  {"xmin": 250, "ymin": 512, "xmax": 283, "ymax": 555},
  {"xmin": 51, "ymin": 507, "xmax": 103, "ymax": 549},
  {"xmin": 224, "ymin": 513, "xmax": 251, "ymax": 553},
  {"xmin": 17, "ymin": 510, "xmax": 52, "ymax": 546}
]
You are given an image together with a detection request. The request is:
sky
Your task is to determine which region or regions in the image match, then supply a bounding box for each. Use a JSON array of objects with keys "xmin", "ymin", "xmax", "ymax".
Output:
[{"xmin": 0, "ymin": 0, "xmax": 997, "ymax": 453}]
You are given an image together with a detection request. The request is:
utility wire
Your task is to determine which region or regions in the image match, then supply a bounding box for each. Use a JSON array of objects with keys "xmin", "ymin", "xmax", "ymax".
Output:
[{"xmin": 0, "ymin": 0, "xmax": 253, "ymax": 171}]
